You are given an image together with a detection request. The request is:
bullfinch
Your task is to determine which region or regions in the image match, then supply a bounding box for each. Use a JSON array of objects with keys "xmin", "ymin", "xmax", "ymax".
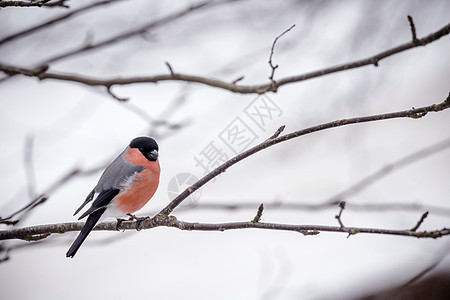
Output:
[{"xmin": 66, "ymin": 137, "xmax": 160, "ymax": 258}]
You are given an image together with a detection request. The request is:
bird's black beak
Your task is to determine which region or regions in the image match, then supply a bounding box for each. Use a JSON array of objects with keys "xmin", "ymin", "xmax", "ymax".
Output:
[{"xmin": 148, "ymin": 149, "xmax": 159, "ymax": 161}]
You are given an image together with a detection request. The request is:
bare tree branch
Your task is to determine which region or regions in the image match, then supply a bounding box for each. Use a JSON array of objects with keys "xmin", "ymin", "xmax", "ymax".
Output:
[
  {"xmin": 0, "ymin": 0, "xmax": 121, "ymax": 45},
  {"xmin": 0, "ymin": 0, "xmax": 69, "ymax": 8},
  {"xmin": 36, "ymin": 0, "xmax": 220, "ymax": 65},
  {"xmin": 159, "ymin": 92, "xmax": 450, "ymax": 216},
  {"xmin": 1, "ymin": 21, "xmax": 448, "ymax": 94},
  {"xmin": 0, "ymin": 212, "xmax": 448, "ymax": 241}
]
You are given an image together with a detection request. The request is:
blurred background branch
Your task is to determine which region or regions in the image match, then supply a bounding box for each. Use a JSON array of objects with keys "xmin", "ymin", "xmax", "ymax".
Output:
[
  {"xmin": 1, "ymin": 19, "xmax": 449, "ymax": 95},
  {"xmin": 0, "ymin": 0, "xmax": 69, "ymax": 8},
  {"xmin": 0, "ymin": 0, "xmax": 121, "ymax": 45}
]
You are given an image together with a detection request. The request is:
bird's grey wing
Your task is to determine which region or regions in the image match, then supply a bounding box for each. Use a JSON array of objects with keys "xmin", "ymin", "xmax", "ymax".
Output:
[
  {"xmin": 78, "ymin": 189, "xmax": 120, "ymax": 220},
  {"xmin": 73, "ymin": 189, "xmax": 95, "ymax": 216},
  {"xmin": 73, "ymin": 148, "xmax": 142, "ymax": 217},
  {"xmin": 94, "ymin": 148, "xmax": 144, "ymax": 192}
]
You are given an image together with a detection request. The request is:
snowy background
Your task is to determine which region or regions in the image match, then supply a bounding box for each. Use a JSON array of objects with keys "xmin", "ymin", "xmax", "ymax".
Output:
[{"xmin": 0, "ymin": 1, "xmax": 449, "ymax": 299}]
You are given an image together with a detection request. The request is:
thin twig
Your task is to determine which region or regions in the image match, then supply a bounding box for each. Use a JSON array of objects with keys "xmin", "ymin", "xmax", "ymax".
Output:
[
  {"xmin": 165, "ymin": 62, "xmax": 174, "ymax": 75},
  {"xmin": 0, "ymin": 0, "xmax": 121, "ymax": 45},
  {"xmin": 411, "ymin": 211, "xmax": 429, "ymax": 232},
  {"xmin": 335, "ymin": 201, "xmax": 346, "ymax": 228},
  {"xmin": 268, "ymin": 24, "xmax": 296, "ymax": 83},
  {"xmin": 266, "ymin": 125, "xmax": 286, "ymax": 140},
  {"xmin": 231, "ymin": 76, "xmax": 244, "ymax": 85},
  {"xmin": 252, "ymin": 203, "xmax": 264, "ymax": 223},
  {"xmin": 407, "ymin": 15, "xmax": 418, "ymax": 43},
  {"xmin": 1, "ymin": 21, "xmax": 449, "ymax": 94},
  {"xmin": 106, "ymin": 86, "xmax": 129, "ymax": 102}
]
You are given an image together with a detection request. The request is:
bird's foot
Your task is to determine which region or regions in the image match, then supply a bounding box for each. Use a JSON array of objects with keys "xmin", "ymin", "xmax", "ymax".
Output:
[
  {"xmin": 116, "ymin": 218, "xmax": 126, "ymax": 231},
  {"xmin": 127, "ymin": 213, "xmax": 149, "ymax": 231}
]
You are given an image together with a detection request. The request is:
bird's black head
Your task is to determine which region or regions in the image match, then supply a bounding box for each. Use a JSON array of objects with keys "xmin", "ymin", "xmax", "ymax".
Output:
[{"xmin": 130, "ymin": 137, "xmax": 159, "ymax": 162}]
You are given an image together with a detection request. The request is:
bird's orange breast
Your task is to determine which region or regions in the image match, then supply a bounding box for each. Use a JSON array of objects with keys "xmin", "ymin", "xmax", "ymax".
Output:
[{"xmin": 114, "ymin": 147, "xmax": 160, "ymax": 214}]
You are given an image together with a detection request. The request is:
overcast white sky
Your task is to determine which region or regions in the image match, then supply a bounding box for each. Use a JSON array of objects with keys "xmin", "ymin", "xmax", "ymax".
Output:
[{"xmin": 0, "ymin": 1, "xmax": 449, "ymax": 299}]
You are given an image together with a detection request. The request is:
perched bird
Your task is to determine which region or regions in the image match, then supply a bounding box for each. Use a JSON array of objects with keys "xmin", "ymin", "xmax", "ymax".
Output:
[{"xmin": 66, "ymin": 137, "xmax": 160, "ymax": 258}]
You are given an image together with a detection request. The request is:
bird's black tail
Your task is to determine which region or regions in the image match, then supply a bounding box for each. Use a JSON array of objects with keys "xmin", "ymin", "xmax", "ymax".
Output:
[{"xmin": 66, "ymin": 208, "xmax": 106, "ymax": 258}]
